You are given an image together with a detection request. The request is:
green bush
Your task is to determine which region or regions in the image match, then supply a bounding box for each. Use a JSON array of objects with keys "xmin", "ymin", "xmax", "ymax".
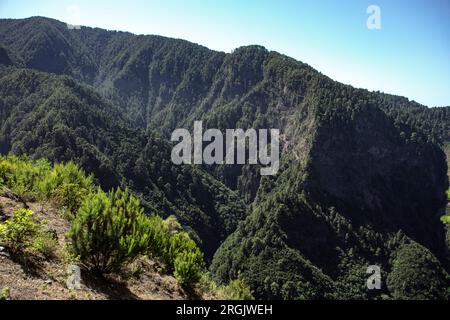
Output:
[
  {"xmin": 36, "ymin": 161, "xmax": 93, "ymax": 215},
  {"xmin": 52, "ymin": 162, "xmax": 93, "ymax": 213},
  {"xmin": 166, "ymin": 232, "xmax": 199, "ymax": 267},
  {"xmin": 174, "ymin": 252, "xmax": 203, "ymax": 286},
  {"xmin": 0, "ymin": 155, "xmax": 93, "ymax": 215},
  {"xmin": 223, "ymin": 279, "xmax": 255, "ymax": 300},
  {"xmin": 0, "ymin": 287, "xmax": 10, "ymax": 300},
  {"xmin": 31, "ymin": 229, "xmax": 58, "ymax": 258},
  {"xmin": 69, "ymin": 188, "xmax": 151, "ymax": 273},
  {"xmin": 139, "ymin": 215, "xmax": 165, "ymax": 258},
  {"xmin": 197, "ymin": 274, "xmax": 254, "ymax": 300},
  {"xmin": 0, "ymin": 156, "xmax": 50, "ymax": 199},
  {"xmin": 0, "ymin": 208, "xmax": 38, "ymax": 252},
  {"xmin": 0, "ymin": 207, "xmax": 58, "ymax": 257},
  {"xmin": 160, "ymin": 230, "xmax": 205, "ymax": 287},
  {"xmin": 441, "ymin": 215, "xmax": 450, "ymax": 225},
  {"xmin": 163, "ymin": 215, "xmax": 182, "ymax": 235},
  {"xmin": 137, "ymin": 214, "xmax": 205, "ymax": 287}
]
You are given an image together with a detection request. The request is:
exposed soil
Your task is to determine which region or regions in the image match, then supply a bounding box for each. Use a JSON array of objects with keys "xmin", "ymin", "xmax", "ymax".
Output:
[{"xmin": 0, "ymin": 195, "xmax": 198, "ymax": 300}]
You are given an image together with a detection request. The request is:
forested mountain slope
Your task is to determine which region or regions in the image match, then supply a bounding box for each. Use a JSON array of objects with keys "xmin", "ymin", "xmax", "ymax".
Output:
[
  {"xmin": 0, "ymin": 67, "xmax": 246, "ymax": 259},
  {"xmin": 211, "ymin": 83, "xmax": 449, "ymax": 299},
  {"xmin": 0, "ymin": 16, "xmax": 449, "ymax": 299},
  {"xmin": 0, "ymin": 17, "xmax": 447, "ymax": 140},
  {"xmin": 1, "ymin": 17, "xmax": 447, "ymax": 195}
]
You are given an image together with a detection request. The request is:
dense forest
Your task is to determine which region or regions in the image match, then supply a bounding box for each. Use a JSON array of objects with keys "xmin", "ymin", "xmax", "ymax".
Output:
[{"xmin": 0, "ymin": 16, "xmax": 449, "ymax": 299}]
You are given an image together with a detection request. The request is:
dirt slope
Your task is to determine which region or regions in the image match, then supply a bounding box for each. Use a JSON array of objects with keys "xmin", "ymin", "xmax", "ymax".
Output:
[{"xmin": 0, "ymin": 196, "xmax": 198, "ymax": 300}]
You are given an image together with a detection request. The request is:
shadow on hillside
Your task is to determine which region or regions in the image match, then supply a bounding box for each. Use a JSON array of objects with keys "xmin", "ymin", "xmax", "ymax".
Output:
[
  {"xmin": 8, "ymin": 250, "xmax": 46, "ymax": 278},
  {"xmin": 183, "ymin": 286, "xmax": 202, "ymax": 300},
  {"xmin": 81, "ymin": 271, "xmax": 140, "ymax": 300}
]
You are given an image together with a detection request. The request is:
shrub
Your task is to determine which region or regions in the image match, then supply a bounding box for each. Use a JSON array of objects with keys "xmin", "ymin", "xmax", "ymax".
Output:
[
  {"xmin": 0, "ymin": 208, "xmax": 58, "ymax": 257},
  {"xmin": 197, "ymin": 274, "xmax": 254, "ymax": 300},
  {"xmin": 0, "ymin": 208, "xmax": 38, "ymax": 252},
  {"xmin": 69, "ymin": 188, "xmax": 151, "ymax": 273},
  {"xmin": 0, "ymin": 155, "xmax": 93, "ymax": 214},
  {"xmin": 441, "ymin": 215, "xmax": 450, "ymax": 225},
  {"xmin": 140, "ymin": 215, "xmax": 205, "ymax": 287},
  {"xmin": 163, "ymin": 215, "xmax": 182, "ymax": 235},
  {"xmin": 173, "ymin": 248, "xmax": 204, "ymax": 286},
  {"xmin": 144, "ymin": 215, "xmax": 170, "ymax": 262},
  {"xmin": 36, "ymin": 161, "xmax": 93, "ymax": 215},
  {"xmin": 0, "ymin": 156, "xmax": 49, "ymax": 199},
  {"xmin": 31, "ymin": 229, "xmax": 58, "ymax": 258},
  {"xmin": 0, "ymin": 287, "xmax": 10, "ymax": 300},
  {"xmin": 167, "ymin": 232, "xmax": 204, "ymax": 287},
  {"xmin": 223, "ymin": 279, "xmax": 254, "ymax": 300}
]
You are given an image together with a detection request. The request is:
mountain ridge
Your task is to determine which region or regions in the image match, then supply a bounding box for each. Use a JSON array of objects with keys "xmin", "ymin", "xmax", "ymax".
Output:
[{"xmin": 0, "ymin": 16, "xmax": 449, "ymax": 300}]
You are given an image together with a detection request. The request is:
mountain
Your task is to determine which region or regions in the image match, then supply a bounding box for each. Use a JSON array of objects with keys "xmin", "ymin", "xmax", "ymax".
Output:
[
  {"xmin": 211, "ymin": 90, "xmax": 449, "ymax": 299},
  {"xmin": 0, "ymin": 16, "xmax": 449, "ymax": 299},
  {"xmin": 0, "ymin": 67, "xmax": 246, "ymax": 259}
]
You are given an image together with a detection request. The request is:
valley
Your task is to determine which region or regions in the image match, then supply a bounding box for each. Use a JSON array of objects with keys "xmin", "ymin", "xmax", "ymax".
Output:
[{"xmin": 0, "ymin": 16, "xmax": 449, "ymax": 300}]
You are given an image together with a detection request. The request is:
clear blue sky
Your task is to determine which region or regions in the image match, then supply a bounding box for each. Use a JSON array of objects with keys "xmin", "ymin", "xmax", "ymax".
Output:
[{"xmin": 1, "ymin": 0, "xmax": 449, "ymax": 107}]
